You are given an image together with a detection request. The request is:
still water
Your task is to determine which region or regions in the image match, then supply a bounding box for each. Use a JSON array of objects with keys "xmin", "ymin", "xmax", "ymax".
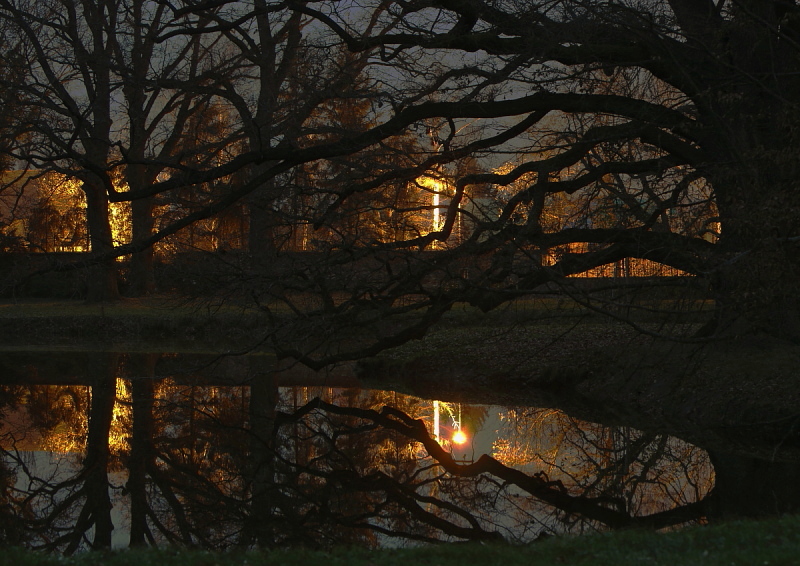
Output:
[{"xmin": 0, "ymin": 351, "xmax": 734, "ymax": 552}]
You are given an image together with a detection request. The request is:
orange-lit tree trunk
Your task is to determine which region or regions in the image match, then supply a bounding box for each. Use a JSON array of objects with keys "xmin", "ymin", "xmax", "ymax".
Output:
[
  {"xmin": 121, "ymin": 5, "xmax": 225, "ymax": 297},
  {"xmin": 83, "ymin": 180, "xmax": 120, "ymax": 302}
]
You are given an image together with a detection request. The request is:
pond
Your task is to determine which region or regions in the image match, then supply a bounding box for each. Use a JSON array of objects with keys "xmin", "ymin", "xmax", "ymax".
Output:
[{"xmin": 0, "ymin": 351, "xmax": 795, "ymax": 553}]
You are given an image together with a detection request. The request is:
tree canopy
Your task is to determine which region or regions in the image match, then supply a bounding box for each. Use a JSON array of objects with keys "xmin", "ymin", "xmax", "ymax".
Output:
[{"xmin": 1, "ymin": 0, "xmax": 799, "ymax": 362}]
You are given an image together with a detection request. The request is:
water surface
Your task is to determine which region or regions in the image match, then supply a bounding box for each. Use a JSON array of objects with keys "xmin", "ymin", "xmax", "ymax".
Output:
[{"xmin": 0, "ymin": 350, "xmax": 789, "ymax": 552}]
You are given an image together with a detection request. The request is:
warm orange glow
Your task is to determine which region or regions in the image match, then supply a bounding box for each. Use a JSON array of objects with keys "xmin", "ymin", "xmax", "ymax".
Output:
[
  {"xmin": 452, "ymin": 429, "xmax": 468, "ymax": 445},
  {"xmin": 110, "ymin": 378, "xmax": 132, "ymax": 457},
  {"xmin": 417, "ymin": 175, "xmax": 449, "ymax": 234}
]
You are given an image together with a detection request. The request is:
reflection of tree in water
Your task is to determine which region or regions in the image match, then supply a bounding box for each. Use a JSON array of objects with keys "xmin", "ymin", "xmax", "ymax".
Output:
[
  {"xmin": 6, "ymin": 378, "xmax": 129, "ymax": 463},
  {"xmin": 0, "ymin": 385, "xmax": 26, "ymax": 545},
  {"xmin": 492, "ymin": 408, "xmax": 713, "ymax": 534},
  {"xmin": 0, "ymin": 354, "xmax": 120, "ymax": 552},
  {"xmin": 273, "ymin": 399, "xmax": 712, "ymax": 543},
  {"xmin": 0, "ymin": 384, "xmax": 86, "ymax": 550},
  {"xmin": 123, "ymin": 355, "xmax": 252, "ymax": 548},
  {"xmin": 126, "ymin": 372, "xmax": 436, "ymax": 549},
  {"xmin": 21, "ymin": 385, "xmax": 88, "ymax": 454},
  {"xmin": 0, "ymin": 457, "xmax": 24, "ymax": 544},
  {"xmin": 242, "ymin": 386, "xmax": 439, "ymax": 548},
  {"xmin": 2, "ymin": 352, "xmax": 791, "ymax": 553}
]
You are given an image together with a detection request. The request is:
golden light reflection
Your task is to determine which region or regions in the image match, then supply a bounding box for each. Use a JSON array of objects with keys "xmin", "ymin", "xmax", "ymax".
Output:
[
  {"xmin": 429, "ymin": 399, "xmax": 467, "ymax": 449},
  {"xmin": 417, "ymin": 175, "xmax": 449, "ymax": 235},
  {"xmin": 110, "ymin": 378, "xmax": 132, "ymax": 458},
  {"xmin": 8, "ymin": 172, "xmax": 133, "ymax": 254},
  {"xmin": 36, "ymin": 386, "xmax": 89, "ymax": 454}
]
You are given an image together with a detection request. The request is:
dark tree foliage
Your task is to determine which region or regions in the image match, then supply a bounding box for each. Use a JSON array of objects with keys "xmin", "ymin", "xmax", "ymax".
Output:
[
  {"xmin": 226, "ymin": 0, "xmax": 800, "ymax": 366},
  {"xmin": 1, "ymin": 1, "xmax": 799, "ymax": 363}
]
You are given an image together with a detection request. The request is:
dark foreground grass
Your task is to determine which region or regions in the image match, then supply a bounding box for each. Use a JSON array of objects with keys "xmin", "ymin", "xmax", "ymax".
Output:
[{"xmin": 5, "ymin": 515, "xmax": 799, "ymax": 566}]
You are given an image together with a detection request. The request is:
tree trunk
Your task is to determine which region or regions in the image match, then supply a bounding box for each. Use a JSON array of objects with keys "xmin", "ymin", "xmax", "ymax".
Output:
[
  {"xmin": 128, "ymin": 354, "xmax": 158, "ymax": 547},
  {"xmin": 695, "ymin": 49, "xmax": 800, "ymax": 341},
  {"xmin": 708, "ymin": 160, "xmax": 800, "ymax": 342},
  {"xmin": 707, "ymin": 451, "xmax": 800, "ymax": 519},
  {"xmin": 247, "ymin": 178, "xmax": 281, "ymax": 272},
  {"xmin": 128, "ymin": 198, "xmax": 156, "ymax": 296},
  {"xmin": 84, "ymin": 181, "xmax": 120, "ymax": 302},
  {"xmin": 83, "ymin": 352, "xmax": 118, "ymax": 550},
  {"xmin": 242, "ymin": 364, "xmax": 279, "ymax": 548}
]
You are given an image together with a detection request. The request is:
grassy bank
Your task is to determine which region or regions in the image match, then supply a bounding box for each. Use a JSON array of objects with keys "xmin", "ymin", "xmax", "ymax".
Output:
[
  {"xmin": 5, "ymin": 515, "xmax": 799, "ymax": 565},
  {"xmin": 0, "ymin": 293, "xmax": 707, "ymax": 355},
  {"xmin": 0, "ymin": 297, "xmax": 267, "ymax": 352}
]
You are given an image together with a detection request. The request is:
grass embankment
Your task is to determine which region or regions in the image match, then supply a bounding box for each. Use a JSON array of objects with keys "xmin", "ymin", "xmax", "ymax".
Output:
[
  {"xmin": 0, "ymin": 294, "xmax": 709, "ymax": 355},
  {"xmin": 5, "ymin": 515, "xmax": 799, "ymax": 565},
  {"xmin": 0, "ymin": 297, "xmax": 268, "ymax": 352}
]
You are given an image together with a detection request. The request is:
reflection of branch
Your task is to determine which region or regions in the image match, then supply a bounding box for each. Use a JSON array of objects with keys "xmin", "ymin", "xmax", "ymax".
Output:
[
  {"xmin": 278, "ymin": 399, "xmax": 707, "ymax": 530},
  {"xmin": 1, "ymin": 444, "xmax": 108, "ymax": 553},
  {"xmin": 269, "ymin": 402, "xmax": 504, "ymax": 543},
  {"xmin": 327, "ymin": 468, "xmax": 504, "ymax": 542}
]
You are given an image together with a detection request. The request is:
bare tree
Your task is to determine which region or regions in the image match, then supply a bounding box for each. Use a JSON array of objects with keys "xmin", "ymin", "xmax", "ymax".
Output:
[
  {"xmin": 0, "ymin": 0, "xmax": 238, "ymax": 299},
  {"xmin": 3, "ymin": 0, "xmax": 799, "ymax": 366},
  {"xmin": 113, "ymin": 3, "xmax": 241, "ymax": 295},
  {"xmin": 0, "ymin": 355, "xmax": 118, "ymax": 553},
  {"xmin": 212, "ymin": 0, "xmax": 800, "ymax": 367}
]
